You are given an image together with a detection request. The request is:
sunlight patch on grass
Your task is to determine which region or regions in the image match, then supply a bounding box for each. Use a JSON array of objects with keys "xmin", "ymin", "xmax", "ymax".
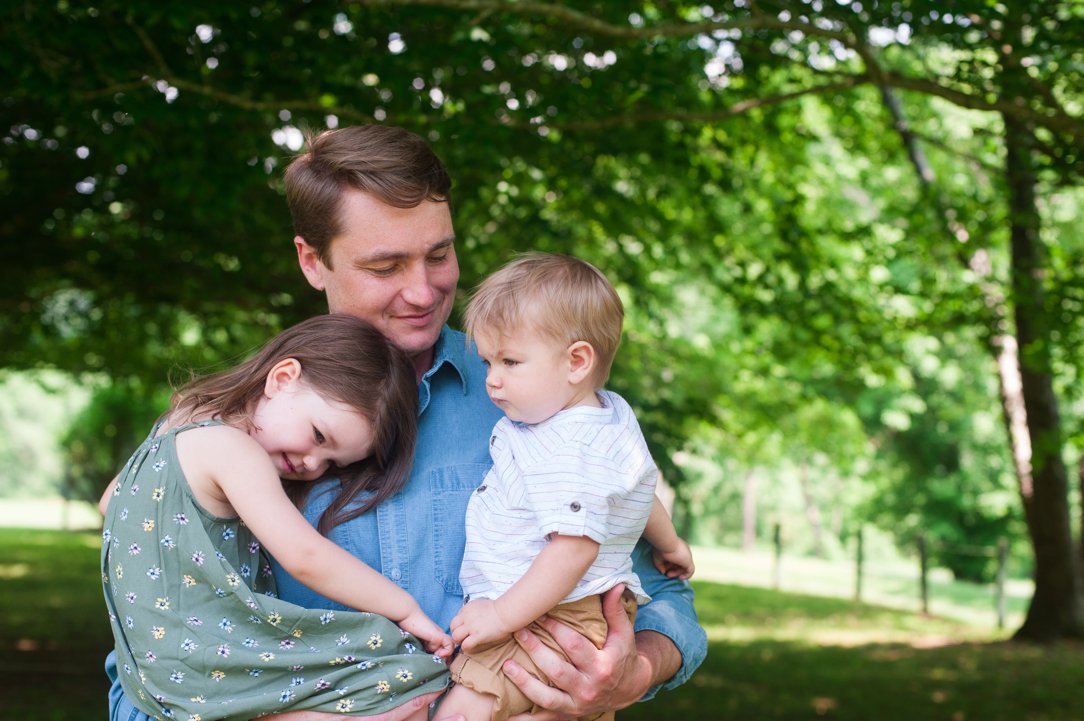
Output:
[
  {"xmin": 693, "ymin": 544, "xmax": 1030, "ymax": 630},
  {"xmin": 0, "ymin": 498, "xmax": 102, "ymax": 530},
  {"xmin": 0, "ymin": 562, "xmax": 30, "ymax": 579}
]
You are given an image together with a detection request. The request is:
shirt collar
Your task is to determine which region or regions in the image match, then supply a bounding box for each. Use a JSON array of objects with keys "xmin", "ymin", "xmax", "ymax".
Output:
[{"xmin": 422, "ymin": 325, "xmax": 471, "ymax": 395}]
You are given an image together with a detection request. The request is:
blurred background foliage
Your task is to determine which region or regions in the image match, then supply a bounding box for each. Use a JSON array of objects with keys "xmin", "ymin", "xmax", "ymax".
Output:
[{"xmin": 2, "ymin": 1, "xmax": 1082, "ymax": 637}]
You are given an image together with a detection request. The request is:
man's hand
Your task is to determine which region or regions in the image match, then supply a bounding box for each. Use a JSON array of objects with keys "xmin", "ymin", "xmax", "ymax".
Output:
[
  {"xmin": 450, "ymin": 598, "xmax": 516, "ymax": 652},
  {"xmin": 501, "ymin": 585, "xmax": 654, "ymax": 721}
]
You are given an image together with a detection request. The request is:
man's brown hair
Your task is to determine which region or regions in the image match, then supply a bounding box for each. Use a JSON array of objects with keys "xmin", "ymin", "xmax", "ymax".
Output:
[{"xmin": 284, "ymin": 125, "xmax": 452, "ymax": 266}]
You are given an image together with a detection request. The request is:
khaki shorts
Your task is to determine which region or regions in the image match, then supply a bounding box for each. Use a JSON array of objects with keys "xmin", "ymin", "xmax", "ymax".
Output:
[{"xmin": 449, "ymin": 593, "xmax": 638, "ymax": 721}]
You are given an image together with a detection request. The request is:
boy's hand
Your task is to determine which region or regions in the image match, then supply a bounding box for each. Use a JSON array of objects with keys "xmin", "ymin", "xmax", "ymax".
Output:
[
  {"xmin": 450, "ymin": 598, "xmax": 515, "ymax": 652},
  {"xmin": 652, "ymin": 538, "xmax": 695, "ymax": 580},
  {"xmin": 399, "ymin": 609, "xmax": 454, "ymax": 660}
]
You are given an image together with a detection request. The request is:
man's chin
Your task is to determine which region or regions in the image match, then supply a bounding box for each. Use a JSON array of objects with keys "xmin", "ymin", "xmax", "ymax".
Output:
[{"xmin": 389, "ymin": 324, "xmax": 443, "ymax": 358}]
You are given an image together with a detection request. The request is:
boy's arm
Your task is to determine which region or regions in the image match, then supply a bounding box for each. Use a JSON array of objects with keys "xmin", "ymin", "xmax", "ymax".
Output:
[
  {"xmin": 450, "ymin": 535, "xmax": 599, "ymax": 651},
  {"xmin": 643, "ymin": 495, "xmax": 680, "ymax": 552},
  {"xmin": 643, "ymin": 495, "xmax": 695, "ymax": 579},
  {"xmin": 502, "ymin": 540, "xmax": 707, "ymax": 720}
]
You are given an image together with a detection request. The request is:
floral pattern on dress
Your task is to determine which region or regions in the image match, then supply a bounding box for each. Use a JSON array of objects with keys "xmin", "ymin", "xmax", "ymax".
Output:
[{"xmin": 101, "ymin": 421, "xmax": 449, "ymax": 720}]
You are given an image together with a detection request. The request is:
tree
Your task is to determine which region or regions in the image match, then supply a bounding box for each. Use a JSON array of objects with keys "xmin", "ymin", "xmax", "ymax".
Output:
[{"xmin": 3, "ymin": 1, "xmax": 1082, "ymax": 639}]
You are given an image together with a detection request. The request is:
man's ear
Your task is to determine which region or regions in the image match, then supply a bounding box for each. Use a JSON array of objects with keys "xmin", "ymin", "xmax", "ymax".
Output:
[
  {"xmin": 567, "ymin": 341, "xmax": 596, "ymax": 385},
  {"xmin": 264, "ymin": 358, "xmax": 303, "ymax": 398},
  {"xmin": 295, "ymin": 236, "xmax": 326, "ymax": 291}
]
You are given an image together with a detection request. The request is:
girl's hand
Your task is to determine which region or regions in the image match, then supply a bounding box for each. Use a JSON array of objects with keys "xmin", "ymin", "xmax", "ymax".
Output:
[
  {"xmin": 449, "ymin": 598, "xmax": 515, "ymax": 653},
  {"xmin": 399, "ymin": 608, "xmax": 454, "ymax": 660},
  {"xmin": 652, "ymin": 538, "xmax": 695, "ymax": 580}
]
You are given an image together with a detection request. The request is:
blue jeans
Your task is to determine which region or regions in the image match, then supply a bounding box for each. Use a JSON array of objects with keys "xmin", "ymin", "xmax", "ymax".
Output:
[{"xmin": 105, "ymin": 650, "xmax": 151, "ymax": 721}]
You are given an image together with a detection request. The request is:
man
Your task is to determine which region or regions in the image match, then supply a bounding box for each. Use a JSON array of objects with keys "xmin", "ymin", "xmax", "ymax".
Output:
[{"xmin": 106, "ymin": 125, "xmax": 705, "ymax": 721}]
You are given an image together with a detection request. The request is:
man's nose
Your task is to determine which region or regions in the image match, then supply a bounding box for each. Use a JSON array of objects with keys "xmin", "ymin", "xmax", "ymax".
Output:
[{"xmin": 400, "ymin": 262, "xmax": 437, "ymax": 307}]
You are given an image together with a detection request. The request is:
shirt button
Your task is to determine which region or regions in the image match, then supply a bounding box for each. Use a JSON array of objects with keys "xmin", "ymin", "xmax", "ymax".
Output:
[
  {"xmin": 490, "ymin": 435, "xmax": 496, "ymax": 446},
  {"xmin": 570, "ymin": 501, "xmax": 581, "ymax": 512},
  {"xmin": 477, "ymin": 485, "xmax": 487, "ymax": 493},
  {"xmin": 390, "ymin": 568, "xmax": 401, "ymax": 581}
]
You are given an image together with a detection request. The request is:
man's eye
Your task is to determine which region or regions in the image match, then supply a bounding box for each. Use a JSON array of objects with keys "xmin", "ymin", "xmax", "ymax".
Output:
[
  {"xmin": 313, "ymin": 427, "xmax": 326, "ymax": 444},
  {"xmin": 427, "ymin": 252, "xmax": 449, "ymax": 264},
  {"xmin": 369, "ymin": 265, "xmax": 397, "ymax": 277}
]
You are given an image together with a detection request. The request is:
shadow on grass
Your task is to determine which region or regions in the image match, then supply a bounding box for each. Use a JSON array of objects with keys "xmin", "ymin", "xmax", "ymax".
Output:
[
  {"xmin": 0, "ymin": 529, "xmax": 112, "ymax": 721},
  {"xmin": 624, "ymin": 582, "xmax": 1084, "ymax": 721}
]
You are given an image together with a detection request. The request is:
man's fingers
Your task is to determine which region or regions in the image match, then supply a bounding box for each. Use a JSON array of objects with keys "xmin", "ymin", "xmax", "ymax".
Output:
[
  {"xmin": 600, "ymin": 585, "xmax": 634, "ymax": 645},
  {"xmin": 505, "ymin": 708, "xmax": 560, "ymax": 721},
  {"xmin": 502, "ymin": 658, "xmax": 571, "ymax": 714}
]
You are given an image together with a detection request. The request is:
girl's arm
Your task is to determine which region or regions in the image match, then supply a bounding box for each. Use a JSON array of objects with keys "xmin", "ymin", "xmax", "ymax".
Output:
[
  {"xmin": 643, "ymin": 495, "xmax": 694, "ymax": 580},
  {"xmin": 178, "ymin": 425, "xmax": 452, "ymax": 657},
  {"xmin": 98, "ymin": 475, "xmax": 119, "ymax": 515},
  {"xmin": 450, "ymin": 534, "xmax": 599, "ymax": 652}
]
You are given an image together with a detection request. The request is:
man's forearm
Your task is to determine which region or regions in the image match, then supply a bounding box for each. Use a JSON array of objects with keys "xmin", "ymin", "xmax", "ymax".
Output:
[{"xmin": 635, "ymin": 629, "xmax": 683, "ymax": 691}]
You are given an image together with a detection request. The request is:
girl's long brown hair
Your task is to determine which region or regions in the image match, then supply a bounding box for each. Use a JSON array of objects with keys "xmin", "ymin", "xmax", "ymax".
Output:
[{"xmin": 171, "ymin": 314, "xmax": 418, "ymax": 535}]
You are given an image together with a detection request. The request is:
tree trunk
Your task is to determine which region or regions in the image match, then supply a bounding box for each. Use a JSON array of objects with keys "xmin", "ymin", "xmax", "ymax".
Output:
[
  {"xmin": 1002, "ymin": 111, "xmax": 1082, "ymax": 641},
  {"xmin": 877, "ymin": 81, "xmax": 1081, "ymax": 639}
]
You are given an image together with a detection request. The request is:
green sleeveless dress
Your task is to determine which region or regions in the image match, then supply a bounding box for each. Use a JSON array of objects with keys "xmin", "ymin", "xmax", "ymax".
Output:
[{"xmin": 101, "ymin": 421, "xmax": 449, "ymax": 720}]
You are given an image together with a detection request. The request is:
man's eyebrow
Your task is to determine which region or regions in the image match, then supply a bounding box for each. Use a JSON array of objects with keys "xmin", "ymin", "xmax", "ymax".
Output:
[{"xmin": 353, "ymin": 236, "xmax": 456, "ymax": 265}]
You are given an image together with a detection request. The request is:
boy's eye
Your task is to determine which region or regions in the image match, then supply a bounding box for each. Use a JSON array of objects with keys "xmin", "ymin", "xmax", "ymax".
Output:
[
  {"xmin": 313, "ymin": 427, "xmax": 326, "ymax": 444},
  {"xmin": 503, "ymin": 359, "xmax": 519, "ymax": 367}
]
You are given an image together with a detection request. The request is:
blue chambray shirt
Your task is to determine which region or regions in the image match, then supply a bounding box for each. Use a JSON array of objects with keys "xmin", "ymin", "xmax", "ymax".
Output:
[{"xmin": 106, "ymin": 327, "xmax": 705, "ymax": 720}]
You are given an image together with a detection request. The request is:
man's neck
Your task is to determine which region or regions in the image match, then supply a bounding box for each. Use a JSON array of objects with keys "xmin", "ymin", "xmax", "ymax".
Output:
[{"xmin": 412, "ymin": 347, "xmax": 437, "ymax": 383}]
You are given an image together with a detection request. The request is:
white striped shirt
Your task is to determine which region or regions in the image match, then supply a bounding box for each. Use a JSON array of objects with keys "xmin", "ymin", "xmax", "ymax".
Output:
[{"xmin": 459, "ymin": 390, "xmax": 655, "ymax": 605}]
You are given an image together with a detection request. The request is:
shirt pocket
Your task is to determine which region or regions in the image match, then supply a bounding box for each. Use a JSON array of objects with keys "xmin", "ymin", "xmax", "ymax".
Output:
[{"xmin": 430, "ymin": 463, "xmax": 490, "ymax": 595}]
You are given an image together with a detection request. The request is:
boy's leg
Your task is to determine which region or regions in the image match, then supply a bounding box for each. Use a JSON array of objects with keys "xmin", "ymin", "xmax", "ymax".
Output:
[{"xmin": 434, "ymin": 684, "xmax": 496, "ymax": 721}]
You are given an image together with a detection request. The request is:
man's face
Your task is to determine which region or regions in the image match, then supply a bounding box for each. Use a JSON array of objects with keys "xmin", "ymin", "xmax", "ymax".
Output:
[{"xmin": 296, "ymin": 189, "xmax": 459, "ymax": 372}]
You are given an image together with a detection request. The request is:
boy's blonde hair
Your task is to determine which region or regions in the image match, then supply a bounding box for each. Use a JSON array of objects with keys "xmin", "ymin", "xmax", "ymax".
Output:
[{"xmin": 464, "ymin": 252, "xmax": 624, "ymax": 388}]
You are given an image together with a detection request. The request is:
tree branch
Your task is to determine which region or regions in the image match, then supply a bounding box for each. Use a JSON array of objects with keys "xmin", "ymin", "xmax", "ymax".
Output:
[
  {"xmin": 349, "ymin": 0, "xmax": 1084, "ymax": 148},
  {"xmin": 520, "ymin": 78, "xmax": 861, "ymax": 131},
  {"xmin": 349, "ymin": 0, "xmax": 855, "ymax": 43}
]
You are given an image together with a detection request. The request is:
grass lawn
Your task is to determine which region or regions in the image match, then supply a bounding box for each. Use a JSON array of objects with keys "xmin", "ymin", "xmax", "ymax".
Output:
[
  {"xmin": 0, "ymin": 528, "xmax": 113, "ymax": 721},
  {"xmin": 3, "ymin": 527, "xmax": 1082, "ymax": 721}
]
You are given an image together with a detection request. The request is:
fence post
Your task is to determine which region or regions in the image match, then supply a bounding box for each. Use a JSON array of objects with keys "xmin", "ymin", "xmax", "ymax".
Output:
[
  {"xmin": 854, "ymin": 526, "xmax": 864, "ymax": 603},
  {"xmin": 996, "ymin": 537, "xmax": 1008, "ymax": 630},
  {"xmin": 917, "ymin": 533, "xmax": 929, "ymax": 615},
  {"xmin": 772, "ymin": 522, "xmax": 782, "ymax": 590}
]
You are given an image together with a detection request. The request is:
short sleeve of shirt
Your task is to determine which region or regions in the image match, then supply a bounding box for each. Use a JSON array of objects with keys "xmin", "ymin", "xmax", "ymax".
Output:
[{"xmin": 520, "ymin": 443, "xmax": 632, "ymax": 544}]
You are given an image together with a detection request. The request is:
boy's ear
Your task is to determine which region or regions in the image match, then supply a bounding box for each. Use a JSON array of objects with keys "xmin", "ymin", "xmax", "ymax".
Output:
[
  {"xmin": 264, "ymin": 358, "xmax": 303, "ymax": 397},
  {"xmin": 566, "ymin": 341, "xmax": 596, "ymax": 385}
]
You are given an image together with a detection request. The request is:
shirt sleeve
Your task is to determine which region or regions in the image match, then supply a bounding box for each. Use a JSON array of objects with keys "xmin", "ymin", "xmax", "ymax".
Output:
[
  {"xmin": 630, "ymin": 539, "xmax": 707, "ymax": 700},
  {"xmin": 520, "ymin": 449, "xmax": 629, "ymax": 544}
]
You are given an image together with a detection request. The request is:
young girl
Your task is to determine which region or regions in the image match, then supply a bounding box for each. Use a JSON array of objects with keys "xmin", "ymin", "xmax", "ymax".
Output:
[{"xmin": 99, "ymin": 314, "xmax": 453, "ymax": 721}]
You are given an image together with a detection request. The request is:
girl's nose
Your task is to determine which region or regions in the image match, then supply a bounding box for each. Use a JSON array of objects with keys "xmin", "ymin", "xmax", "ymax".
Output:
[{"xmin": 302, "ymin": 453, "xmax": 325, "ymax": 477}]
